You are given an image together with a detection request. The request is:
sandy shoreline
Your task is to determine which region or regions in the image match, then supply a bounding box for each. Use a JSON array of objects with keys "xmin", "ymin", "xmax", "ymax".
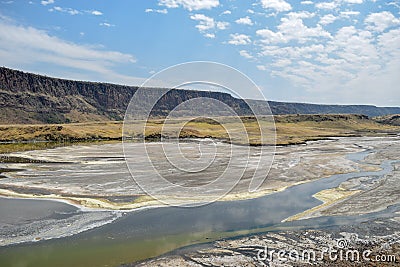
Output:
[
  {"xmin": 0, "ymin": 176, "xmax": 352, "ymax": 213},
  {"xmin": 283, "ymin": 187, "xmax": 361, "ymax": 222},
  {"xmin": 0, "ymin": 189, "xmax": 167, "ymax": 212},
  {"xmin": 0, "ymin": 137, "xmax": 373, "ymax": 212},
  {"xmin": 1, "ymin": 136, "xmax": 398, "ymax": 250}
]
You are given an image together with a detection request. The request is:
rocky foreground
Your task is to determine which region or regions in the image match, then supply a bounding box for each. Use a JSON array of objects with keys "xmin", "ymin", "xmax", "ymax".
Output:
[{"xmin": 133, "ymin": 216, "xmax": 400, "ymax": 266}]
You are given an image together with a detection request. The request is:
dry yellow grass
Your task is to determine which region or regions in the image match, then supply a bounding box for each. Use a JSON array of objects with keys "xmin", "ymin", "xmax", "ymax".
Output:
[
  {"xmin": 0, "ymin": 121, "xmax": 122, "ymax": 141},
  {"xmin": 0, "ymin": 114, "xmax": 398, "ymax": 153}
]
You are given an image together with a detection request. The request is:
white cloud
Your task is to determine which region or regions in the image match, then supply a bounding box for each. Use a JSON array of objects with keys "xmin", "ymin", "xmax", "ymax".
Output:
[
  {"xmin": 387, "ymin": 1, "xmax": 400, "ymax": 9},
  {"xmin": 340, "ymin": 11, "xmax": 360, "ymax": 17},
  {"xmin": 0, "ymin": 21, "xmax": 140, "ymax": 85},
  {"xmin": 204, "ymin": 33, "xmax": 216, "ymax": 38},
  {"xmin": 99, "ymin": 22, "xmax": 115, "ymax": 27},
  {"xmin": 280, "ymin": 17, "xmax": 311, "ymax": 36},
  {"xmin": 228, "ymin": 33, "xmax": 251, "ymax": 45},
  {"xmin": 41, "ymin": 0, "xmax": 54, "ymax": 6},
  {"xmin": 319, "ymin": 14, "xmax": 338, "ymax": 25},
  {"xmin": 287, "ymin": 11, "xmax": 315, "ymax": 19},
  {"xmin": 342, "ymin": 0, "xmax": 363, "ymax": 3},
  {"xmin": 235, "ymin": 16, "xmax": 253, "ymax": 25},
  {"xmin": 259, "ymin": 44, "xmax": 325, "ymax": 58},
  {"xmin": 146, "ymin": 0, "xmax": 395, "ymax": 105},
  {"xmin": 190, "ymin": 13, "xmax": 215, "ymax": 31},
  {"xmin": 190, "ymin": 13, "xmax": 229, "ymax": 34},
  {"xmin": 48, "ymin": 6, "xmax": 102, "ymax": 16},
  {"xmin": 239, "ymin": 50, "xmax": 253, "ymax": 59},
  {"xmin": 315, "ymin": 2, "xmax": 338, "ymax": 9},
  {"xmin": 327, "ymin": 27, "xmax": 399, "ymax": 104},
  {"xmin": 328, "ymin": 26, "xmax": 378, "ymax": 63},
  {"xmin": 91, "ymin": 10, "xmax": 103, "ymax": 16},
  {"xmin": 365, "ymin": 11, "xmax": 400, "ymax": 32},
  {"xmin": 256, "ymin": 29, "xmax": 285, "ymax": 44},
  {"xmin": 260, "ymin": 0, "xmax": 292, "ymax": 12},
  {"xmin": 257, "ymin": 15, "xmax": 331, "ymax": 44},
  {"xmin": 272, "ymin": 58, "xmax": 291, "ymax": 67},
  {"xmin": 158, "ymin": 0, "xmax": 219, "ymax": 11},
  {"xmin": 50, "ymin": 6, "xmax": 80, "ymax": 15},
  {"xmin": 145, "ymin": 8, "xmax": 168, "ymax": 14},
  {"xmin": 378, "ymin": 28, "xmax": 400, "ymax": 56},
  {"xmin": 255, "ymin": 20, "xmax": 400, "ymax": 105},
  {"xmin": 216, "ymin": 21, "xmax": 229, "ymax": 30}
]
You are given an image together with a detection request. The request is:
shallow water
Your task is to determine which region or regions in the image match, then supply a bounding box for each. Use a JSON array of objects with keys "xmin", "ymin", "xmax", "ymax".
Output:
[
  {"xmin": 0, "ymin": 140, "xmax": 398, "ymax": 267},
  {"xmin": 0, "ymin": 198, "xmax": 78, "ymax": 225}
]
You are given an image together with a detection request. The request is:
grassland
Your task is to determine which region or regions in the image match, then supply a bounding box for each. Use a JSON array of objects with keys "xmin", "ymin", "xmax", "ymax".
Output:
[{"xmin": 0, "ymin": 114, "xmax": 398, "ymax": 153}]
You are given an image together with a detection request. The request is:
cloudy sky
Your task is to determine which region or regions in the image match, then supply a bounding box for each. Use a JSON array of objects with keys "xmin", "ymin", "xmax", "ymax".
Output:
[{"xmin": 0, "ymin": 0, "xmax": 399, "ymax": 106}]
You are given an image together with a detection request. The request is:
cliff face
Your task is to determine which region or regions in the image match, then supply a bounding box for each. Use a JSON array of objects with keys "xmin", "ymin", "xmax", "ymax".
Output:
[
  {"xmin": 0, "ymin": 67, "xmax": 137, "ymax": 123},
  {"xmin": 0, "ymin": 67, "xmax": 399, "ymax": 124}
]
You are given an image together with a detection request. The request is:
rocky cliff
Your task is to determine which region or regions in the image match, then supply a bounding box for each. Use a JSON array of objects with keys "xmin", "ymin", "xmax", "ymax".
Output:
[{"xmin": 1, "ymin": 67, "xmax": 399, "ymax": 124}]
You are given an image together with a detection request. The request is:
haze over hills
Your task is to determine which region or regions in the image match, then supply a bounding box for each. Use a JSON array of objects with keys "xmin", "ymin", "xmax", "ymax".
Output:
[{"xmin": 1, "ymin": 67, "xmax": 399, "ymax": 124}]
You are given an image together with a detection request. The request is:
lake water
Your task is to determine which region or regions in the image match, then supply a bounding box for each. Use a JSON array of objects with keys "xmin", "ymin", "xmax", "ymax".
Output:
[{"xmin": 0, "ymin": 139, "xmax": 398, "ymax": 267}]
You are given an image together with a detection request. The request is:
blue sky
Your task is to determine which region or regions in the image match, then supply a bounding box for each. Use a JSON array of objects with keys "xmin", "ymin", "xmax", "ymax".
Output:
[{"xmin": 0, "ymin": 0, "xmax": 399, "ymax": 106}]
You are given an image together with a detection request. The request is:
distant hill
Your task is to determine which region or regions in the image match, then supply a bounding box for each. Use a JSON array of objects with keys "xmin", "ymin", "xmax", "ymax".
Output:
[
  {"xmin": 260, "ymin": 101, "xmax": 400, "ymax": 118},
  {"xmin": 1, "ymin": 67, "xmax": 399, "ymax": 124}
]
